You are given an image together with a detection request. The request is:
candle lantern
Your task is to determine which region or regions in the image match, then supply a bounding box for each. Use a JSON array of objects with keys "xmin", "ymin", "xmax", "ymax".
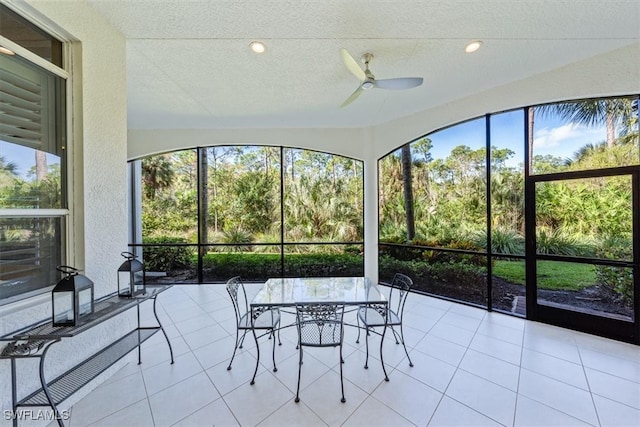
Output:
[
  {"xmin": 52, "ymin": 265, "xmax": 94, "ymax": 327},
  {"xmin": 118, "ymin": 251, "xmax": 146, "ymax": 298}
]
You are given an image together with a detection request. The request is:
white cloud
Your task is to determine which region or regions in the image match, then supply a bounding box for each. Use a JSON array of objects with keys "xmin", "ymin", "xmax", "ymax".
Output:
[{"xmin": 533, "ymin": 123, "xmax": 605, "ymax": 154}]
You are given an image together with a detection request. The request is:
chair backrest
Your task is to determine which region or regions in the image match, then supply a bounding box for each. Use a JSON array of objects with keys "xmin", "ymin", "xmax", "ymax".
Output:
[
  {"xmin": 226, "ymin": 276, "xmax": 249, "ymax": 324},
  {"xmin": 387, "ymin": 273, "xmax": 413, "ymax": 319},
  {"xmin": 296, "ymin": 302, "xmax": 345, "ymax": 347}
]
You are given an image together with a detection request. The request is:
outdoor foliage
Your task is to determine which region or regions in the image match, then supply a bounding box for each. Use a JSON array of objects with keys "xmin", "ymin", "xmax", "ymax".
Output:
[
  {"xmin": 138, "ymin": 147, "xmax": 365, "ymax": 276},
  {"xmin": 379, "ymin": 254, "xmax": 486, "ymax": 298},
  {"xmin": 535, "ymin": 227, "xmax": 595, "ymax": 257},
  {"xmin": 594, "ymin": 237, "xmax": 634, "ymax": 305},
  {"xmin": 142, "ymin": 236, "xmax": 194, "ymax": 271},
  {"xmin": 201, "ymin": 252, "xmax": 364, "ymax": 281},
  {"xmin": 1, "ymin": 156, "xmax": 62, "ymax": 209},
  {"xmin": 473, "ymin": 229, "xmax": 525, "ymax": 255},
  {"xmin": 379, "ymin": 96, "xmax": 638, "ymax": 304}
]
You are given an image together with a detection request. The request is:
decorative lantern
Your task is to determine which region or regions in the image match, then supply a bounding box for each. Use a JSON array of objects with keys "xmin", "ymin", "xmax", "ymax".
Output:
[
  {"xmin": 52, "ymin": 265, "xmax": 94, "ymax": 327},
  {"xmin": 118, "ymin": 251, "xmax": 146, "ymax": 298}
]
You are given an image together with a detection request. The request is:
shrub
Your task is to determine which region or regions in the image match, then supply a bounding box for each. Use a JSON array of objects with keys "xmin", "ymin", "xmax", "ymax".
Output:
[
  {"xmin": 380, "ymin": 238, "xmax": 486, "ymax": 267},
  {"xmin": 378, "ymin": 254, "xmax": 486, "ymax": 292},
  {"xmin": 594, "ymin": 236, "xmax": 633, "ymax": 305},
  {"xmin": 143, "ymin": 236, "xmax": 194, "ymax": 272},
  {"xmin": 221, "ymin": 228, "xmax": 253, "ymax": 252},
  {"xmin": 285, "ymin": 253, "xmax": 364, "ymax": 277},
  {"xmin": 536, "ymin": 228, "xmax": 594, "ymax": 257},
  {"xmin": 203, "ymin": 253, "xmax": 281, "ymax": 280},
  {"xmin": 473, "ymin": 229, "xmax": 525, "ymax": 255},
  {"xmin": 427, "ymin": 260, "xmax": 486, "ymax": 289},
  {"xmin": 202, "ymin": 252, "xmax": 364, "ymax": 281},
  {"xmin": 378, "ymin": 254, "xmax": 427, "ymax": 283}
]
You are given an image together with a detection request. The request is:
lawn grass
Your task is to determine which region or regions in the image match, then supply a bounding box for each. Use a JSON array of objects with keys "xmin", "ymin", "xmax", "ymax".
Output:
[{"xmin": 493, "ymin": 259, "xmax": 596, "ymax": 291}]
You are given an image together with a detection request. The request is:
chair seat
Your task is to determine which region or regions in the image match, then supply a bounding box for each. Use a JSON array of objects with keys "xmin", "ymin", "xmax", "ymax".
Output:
[
  {"xmin": 238, "ymin": 309, "xmax": 280, "ymax": 330},
  {"xmin": 298, "ymin": 319, "xmax": 342, "ymax": 347},
  {"xmin": 357, "ymin": 306, "xmax": 401, "ymax": 327}
]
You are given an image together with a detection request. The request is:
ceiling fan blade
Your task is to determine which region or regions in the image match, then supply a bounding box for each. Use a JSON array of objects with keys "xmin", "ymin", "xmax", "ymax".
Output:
[
  {"xmin": 340, "ymin": 86, "xmax": 364, "ymax": 108},
  {"xmin": 374, "ymin": 77, "xmax": 423, "ymax": 90},
  {"xmin": 341, "ymin": 48, "xmax": 366, "ymax": 82}
]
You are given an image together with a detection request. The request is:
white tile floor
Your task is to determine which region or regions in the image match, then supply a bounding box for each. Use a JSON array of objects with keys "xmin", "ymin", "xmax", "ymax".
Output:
[{"xmin": 59, "ymin": 284, "xmax": 640, "ymax": 427}]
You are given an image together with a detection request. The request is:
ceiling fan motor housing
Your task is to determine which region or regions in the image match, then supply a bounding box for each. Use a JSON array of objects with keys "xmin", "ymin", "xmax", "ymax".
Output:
[
  {"xmin": 361, "ymin": 53, "xmax": 374, "ymax": 65},
  {"xmin": 362, "ymin": 81, "xmax": 375, "ymax": 90}
]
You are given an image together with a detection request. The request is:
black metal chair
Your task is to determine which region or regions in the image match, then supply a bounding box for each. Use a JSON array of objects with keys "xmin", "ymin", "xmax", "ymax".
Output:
[
  {"xmin": 356, "ymin": 273, "xmax": 414, "ymax": 380},
  {"xmin": 295, "ymin": 302, "xmax": 346, "ymax": 403},
  {"xmin": 225, "ymin": 276, "xmax": 281, "ymax": 385}
]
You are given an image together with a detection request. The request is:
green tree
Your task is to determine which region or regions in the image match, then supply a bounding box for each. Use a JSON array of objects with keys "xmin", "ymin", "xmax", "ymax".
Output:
[
  {"xmin": 142, "ymin": 155, "xmax": 174, "ymax": 199},
  {"xmin": 229, "ymin": 170, "xmax": 276, "ymax": 234},
  {"xmin": 401, "ymin": 143, "xmax": 415, "ymax": 240}
]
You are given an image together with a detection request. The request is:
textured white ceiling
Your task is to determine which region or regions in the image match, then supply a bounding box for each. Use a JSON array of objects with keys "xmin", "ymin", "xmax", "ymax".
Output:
[{"xmin": 85, "ymin": 0, "xmax": 640, "ymax": 129}]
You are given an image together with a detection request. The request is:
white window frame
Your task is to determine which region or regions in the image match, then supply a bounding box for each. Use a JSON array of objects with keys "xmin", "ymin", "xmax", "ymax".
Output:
[{"xmin": 0, "ymin": 12, "xmax": 76, "ymax": 306}]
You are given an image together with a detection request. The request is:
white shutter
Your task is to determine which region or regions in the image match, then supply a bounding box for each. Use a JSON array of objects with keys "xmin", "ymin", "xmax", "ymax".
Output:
[{"xmin": 0, "ymin": 55, "xmax": 45, "ymax": 149}]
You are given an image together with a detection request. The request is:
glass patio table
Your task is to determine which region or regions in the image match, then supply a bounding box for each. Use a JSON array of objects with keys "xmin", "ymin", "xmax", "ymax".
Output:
[{"xmin": 249, "ymin": 277, "xmax": 391, "ymax": 382}]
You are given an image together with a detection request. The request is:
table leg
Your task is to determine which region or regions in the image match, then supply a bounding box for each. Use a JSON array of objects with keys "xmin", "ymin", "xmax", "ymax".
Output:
[
  {"xmin": 11, "ymin": 358, "xmax": 17, "ymax": 427},
  {"xmin": 153, "ymin": 295, "xmax": 174, "ymax": 364},
  {"xmin": 39, "ymin": 342, "xmax": 65, "ymax": 426}
]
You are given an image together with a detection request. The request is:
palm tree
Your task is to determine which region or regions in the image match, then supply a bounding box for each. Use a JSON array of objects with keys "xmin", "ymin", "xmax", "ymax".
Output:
[
  {"xmin": 401, "ymin": 143, "xmax": 415, "ymax": 241},
  {"xmin": 0, "ymin": 155, "xmax": 19, "ymax": 175},
  {"xmin": 141, "ymin": 155, "xmax": 174, "ymax": 199},
  {"xmin": 200, "ymin": 148, "xmax": 208, "ymax": 245},
  {"xmin": 0, "ymin": 155, "xmax": 20, "ymax": 195},
  {"xmin": 35, "ymin": 150, "xmax": 47, "ymax": 181},
  {"xmin": 527, "ymin": 107, "xmax": 534, "ymax": 170},
  {"xmin": 538, "ymin": 98, "xmax": 635, "ymax": 148}
]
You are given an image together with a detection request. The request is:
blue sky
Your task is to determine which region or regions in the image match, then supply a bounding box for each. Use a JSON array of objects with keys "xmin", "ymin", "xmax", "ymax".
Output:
[
  {"xmin": 1, "ymin": 141, "xmax": 61, "ymax": 180},
  {"xmin": 0, "ymin": 109, "xmax": 615, "ymax": 181},
  {"xmin": 421, "ymin": 109, "xmax": 610, "ymax": 168}
]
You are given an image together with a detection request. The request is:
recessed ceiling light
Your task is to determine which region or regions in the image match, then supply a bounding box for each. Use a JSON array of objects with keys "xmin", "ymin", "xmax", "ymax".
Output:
[
  {"xmin": 465, "ymin": 40, "xmax": 483, "ymax": 53},
  {"xmin": 249, "ymin": 41, "xmax": 266, "ymax": 54},
  {"xmin": 0, "ymin": 46, "xmax": 15, "ymax": 56}
]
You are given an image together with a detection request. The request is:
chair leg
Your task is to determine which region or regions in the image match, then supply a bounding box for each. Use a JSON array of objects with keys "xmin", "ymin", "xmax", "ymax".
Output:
[
  {"xmin": 236, "ymin": 329, "xmax": 247, "ymax": 348},
  {"xmin": 339, "ymin": 341, "xmax": 346, "ymax": 403},
  {"xmin": 399, "ymin": 323, "xmax": 414, "ymax": 367},
  {"xmin": 250, "ymin": 327, "xmax": 260, "ymax": 385},
  {"xmin": 356, "ymin": 314, "xmax": 361, "ymax": 344},
  {"xmin": 390, "ymin": 325, "xmax": 401, "ymax": 344},
  {"xmin": 238, "ymin": 329, "xmax": 248, "ymax": 349},
  {"xmin": 227, "ymin": 327, "xmax": 241, "ymax": 370},
  {"xmin": 363, "ymin": 326, "xmax": 370, "ymax": 369},
  {"xmin": 379, "ymin": 323, "xmax": 390, "ymax": 382},
  {"xmin": 271, "ymin": 328, "xmax": 278, "ymax": 372},
  {"xmin": 295, "ymin": 346, "xmax": 303, "ymax": 403},
  {"xmin": 277, "ymin": 322, "xmax": 282, "ymax": 346}
]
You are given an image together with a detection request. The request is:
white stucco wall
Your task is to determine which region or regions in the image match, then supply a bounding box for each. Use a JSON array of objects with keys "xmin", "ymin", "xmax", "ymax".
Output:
[{"xmin": 0, "ymin": 1, "xmax": 131, "ymax": 424}]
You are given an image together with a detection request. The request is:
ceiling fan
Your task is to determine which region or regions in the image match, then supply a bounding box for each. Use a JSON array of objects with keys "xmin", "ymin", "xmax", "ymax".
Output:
[{"xmin": 340, "ymin": 48, "xmax": 423, "ymax": 108}]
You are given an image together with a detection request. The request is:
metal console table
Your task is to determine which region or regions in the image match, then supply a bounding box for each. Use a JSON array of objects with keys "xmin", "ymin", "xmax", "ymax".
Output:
[{"xmin": 1, "ymin": 284, "xmax": 174, "ymax": 427}]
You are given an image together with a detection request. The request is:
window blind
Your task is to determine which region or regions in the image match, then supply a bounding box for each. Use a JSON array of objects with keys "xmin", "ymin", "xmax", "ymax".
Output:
[{"xmin": 0, "ymin": 55, "xmax": 46, "ymax": 150}]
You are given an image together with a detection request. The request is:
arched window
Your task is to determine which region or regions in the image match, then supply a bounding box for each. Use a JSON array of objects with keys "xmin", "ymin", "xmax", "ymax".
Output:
[
  {"xmin": 378, "ymin": 95, "xmax": 639, "ymax": 344},
  {"xmin": 129, "ymin": 146, "xmax": 364, "ymax": 282}
]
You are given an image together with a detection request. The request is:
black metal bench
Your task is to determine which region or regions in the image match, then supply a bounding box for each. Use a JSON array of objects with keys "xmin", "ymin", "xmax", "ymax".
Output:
[{"xmin": 1, "ymin": 285, "xmax": 174, "ymax": 427}]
